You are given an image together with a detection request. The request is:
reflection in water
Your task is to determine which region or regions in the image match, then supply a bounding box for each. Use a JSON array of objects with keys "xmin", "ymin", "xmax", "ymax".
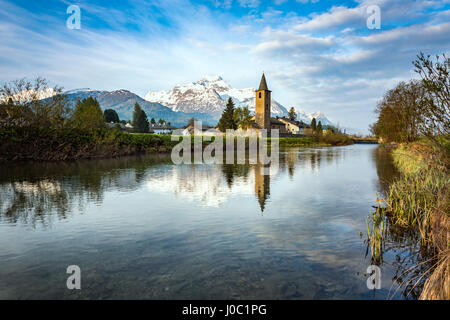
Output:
[
  {"xmin": 0, "ymin": 148, "xmax": 353, "ymax": 224},
  {"xmin": 372, "ymin": 147, "xmax": 399, "ymax": 196},
  {"xmin": 0, "ymin": 155, "xmax": 171, "ymax": 227},
  {"xmin": 254, "ymin": 163, "xmax": 270, "ymax": 212},
  {"xmin": 0, "ymin": 145, "xmax": 425, "ymax": 299}
]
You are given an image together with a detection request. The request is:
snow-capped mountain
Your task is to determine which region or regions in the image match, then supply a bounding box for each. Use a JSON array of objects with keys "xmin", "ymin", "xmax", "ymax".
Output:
[
  {"xmin": 144, "ymin": 76, "xmax": 289, "ymax": 118},
  {"xmin": 58, "ymin": 88, "xmax": 216, "ymax": 127},
  {"xmin": 296, "ymin": 110, "xmax": 335, "ymax": 127},
  {"xmin": 21, "ymin": 77, "xmax": 335, "ymax": 128},
  {"xmin": 1, "ymin": 88, "xmax": 58, "ymax": 103}
]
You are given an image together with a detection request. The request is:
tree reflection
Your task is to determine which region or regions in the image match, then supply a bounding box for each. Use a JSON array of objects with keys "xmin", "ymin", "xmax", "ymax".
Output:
[
  {"xmin": 372, "ymin": 146, "xmax": 399, "ymax": 196},
  {"xmin": 221, "ymin": 163, "xmax": 250, "ymax": 189},
  {"xmin": 0, "ymin": 154, "xmax": 172, "ymax": 227}
]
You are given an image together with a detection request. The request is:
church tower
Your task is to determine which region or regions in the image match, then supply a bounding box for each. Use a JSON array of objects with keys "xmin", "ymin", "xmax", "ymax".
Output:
[{"xmin": 255, "ymin": 73, "xmax": 271, "ymax": 131}]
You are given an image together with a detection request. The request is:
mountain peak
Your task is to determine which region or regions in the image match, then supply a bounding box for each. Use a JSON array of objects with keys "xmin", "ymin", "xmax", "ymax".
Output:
[
  {"xmin": 197, "ymin": 75, "xmax": 223, "ymax": 83},
  {"xmin": 144, "ymin": 77, "xmax": 288, "ymax": 117}
]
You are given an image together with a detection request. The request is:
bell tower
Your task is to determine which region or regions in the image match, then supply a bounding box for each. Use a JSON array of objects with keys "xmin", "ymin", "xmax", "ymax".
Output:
[{"xmin": 255, "ymin": 73, "xmax": 271, "ymax": 131}]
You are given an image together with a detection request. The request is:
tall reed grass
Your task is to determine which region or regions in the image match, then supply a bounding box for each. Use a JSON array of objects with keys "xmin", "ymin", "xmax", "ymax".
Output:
[
  {"xmin": 386, "ymin": 144, "xmax": 449, "ymax": 243},
  {"xmin": 366, "ymin": 199, "xmax": 386, "ymax": 264},
  {"xmin": 367, "ymin": 140, "xmax": 449, "ymax": 299}
]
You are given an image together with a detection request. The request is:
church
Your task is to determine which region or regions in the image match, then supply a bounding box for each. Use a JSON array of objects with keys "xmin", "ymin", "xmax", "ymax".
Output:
[{"xmin": 252, "ymin": 73, "xmax": 294, "ymax": 134}]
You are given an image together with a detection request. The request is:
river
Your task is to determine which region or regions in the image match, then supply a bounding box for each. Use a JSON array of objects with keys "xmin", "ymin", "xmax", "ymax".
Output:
[{"xmin": 0, "ymin": 144, "xmax": 425, "ymax": 299}]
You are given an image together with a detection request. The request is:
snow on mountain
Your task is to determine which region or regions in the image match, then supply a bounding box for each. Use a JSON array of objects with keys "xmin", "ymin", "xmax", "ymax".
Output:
[
  {"xmin": 1, "ymin": 88, "xmax": 58, "ymax": 103},
  {"xmin": 64, "ymin": 88, "xmax": 107, "ymax": 95},
  {"xmin": 144, "ymin": 76, "xmax": 289, "ymax": 118},
  {"xmin": 59, "ymin": 88, "xmax": 215, "ymax": 127},
  {"xmin": 16, "ymin": 76, "xmax": 335, "ymax": 128},
  {"xmin": 296, "ymin": 110, "xmax": 335, "ymax": 127}
]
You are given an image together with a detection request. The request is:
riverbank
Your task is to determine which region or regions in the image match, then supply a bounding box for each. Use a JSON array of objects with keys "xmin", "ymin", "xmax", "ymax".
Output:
[
  {"xmin": 0, "ymin": 127, "xmax": 178, "ymax": 162},
  {"xmin": 377, "ymin": 139, "xmax": 449, "ymax": 299},
  {"xmin": 0, "ymin": 127, "xmax": 354, "ymax": 162}
]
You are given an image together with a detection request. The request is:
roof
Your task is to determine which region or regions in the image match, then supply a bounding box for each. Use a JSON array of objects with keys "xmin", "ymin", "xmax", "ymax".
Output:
[
  {"xmin": 150, "ymin": 123, "xmax": 177, "ymax": 129},
  {"xmin": 277, "ymin": 117, "xmax": 309, "ymax": 128},
  {"xmin": 258, "ymin": 73, "xmax": 270, "ymax": 91},
  {"xmin": 270, "ymin": 118, "xmax": 284, "ymax": 125}
]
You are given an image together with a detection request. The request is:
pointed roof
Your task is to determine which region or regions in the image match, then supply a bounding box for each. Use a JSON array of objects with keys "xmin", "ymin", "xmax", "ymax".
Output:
[{"xmin": 258, "ymin": 73, "xmax": 270, "ymax": 91}]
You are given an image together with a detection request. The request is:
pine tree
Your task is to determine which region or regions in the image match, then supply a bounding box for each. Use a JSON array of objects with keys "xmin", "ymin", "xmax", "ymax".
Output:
[
  {"xmin": 218, "ymin": 98, "xmax": 237, "ymax": 132},
  {"xmin": 73, "ymin": 97, "xmax": 104, "ymax": 130},
  {"xmin": 311, "ymin": 117, "xmax": 317, "ymax": 130},
  {"xmin": 288, "ymin": 107, "xmax": 297, "ymax": 121},
  {"xmin": 132, "ymin": 103, "xmax": 149, "ymax": 133},
  {"xmin": 317, "ymin": 121, "xmax": 323, "ymax": 135},
  {"xmin": 103, "ymin": 109, "xmax": 119, "ymax": 123}
]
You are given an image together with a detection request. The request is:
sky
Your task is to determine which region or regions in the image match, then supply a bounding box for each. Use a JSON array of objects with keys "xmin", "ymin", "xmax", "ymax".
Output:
[{"xmin": 0, "ymin": 0, "xmax": 449, "ymax": 133}]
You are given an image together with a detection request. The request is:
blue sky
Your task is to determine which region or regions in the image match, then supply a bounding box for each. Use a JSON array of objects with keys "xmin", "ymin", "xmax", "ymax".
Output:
[{"xmin": 1, "ymin": 0, "xmax": 449, "ymax": 133}]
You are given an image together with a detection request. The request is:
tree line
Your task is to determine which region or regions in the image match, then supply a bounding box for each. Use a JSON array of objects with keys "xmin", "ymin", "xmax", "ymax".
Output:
[
  {"xmin": 370, "ymin": 53, "xmax": 449, "ymax": 148},
  {"xmin": 0, "ymin": 79, "xmax": 171, "ymax": 134}
]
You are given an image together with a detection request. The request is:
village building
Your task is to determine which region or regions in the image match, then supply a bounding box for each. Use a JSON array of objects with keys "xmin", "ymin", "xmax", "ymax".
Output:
[
  {"xmin": 276, "ymin": 117, "xmax": 309, "ymax": 135},
  {"xmin": 149, "ymin": 123, "xmax": 177, "ymax": 134},
  {"xmin": 106, "ymin": 122, "xmax": 134, "ymax": 132}
]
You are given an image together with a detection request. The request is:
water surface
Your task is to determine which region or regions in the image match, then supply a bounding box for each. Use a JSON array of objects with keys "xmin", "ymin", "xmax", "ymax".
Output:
[{"xmin": 0, "ymin": 145, "xmax": 419, "ymax": 299}]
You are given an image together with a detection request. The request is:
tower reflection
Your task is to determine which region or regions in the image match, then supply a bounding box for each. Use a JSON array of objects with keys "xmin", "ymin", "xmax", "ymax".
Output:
[{"xmin": 254, "ymin": 162, "xmax": 270, "ymax": 212}]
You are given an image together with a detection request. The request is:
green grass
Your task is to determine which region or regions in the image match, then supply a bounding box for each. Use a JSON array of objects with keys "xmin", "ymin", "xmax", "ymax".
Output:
[
  {"xmin": 270, "ymin": 137, "xmax": 325, "ymax": 147},
  {"xmin": 372, "ymin": 138, "xmax": 449, "ymax": 299},
  {"xmin": 384, "ymin": 142, "xmax": 449, "ymax": 241}
]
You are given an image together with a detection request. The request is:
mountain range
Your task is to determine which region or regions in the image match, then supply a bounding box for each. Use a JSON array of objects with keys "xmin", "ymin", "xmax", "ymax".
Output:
[
  {"xmin": 61, "ymin": 88, "xmax": 215, "ymax": 127},
  {"xmin": 144, "ymin": 75, "xmax": 289, "ymax": 118},
  {"xmin": 47, "ymin": 76, "xmax": 335, "ymax": 128}
]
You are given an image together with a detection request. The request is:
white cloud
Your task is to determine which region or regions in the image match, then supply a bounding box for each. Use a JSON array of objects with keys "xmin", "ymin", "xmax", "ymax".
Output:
[{"xmin": 294, "ymin": 6, "xmax": 365, "ymax": 32}]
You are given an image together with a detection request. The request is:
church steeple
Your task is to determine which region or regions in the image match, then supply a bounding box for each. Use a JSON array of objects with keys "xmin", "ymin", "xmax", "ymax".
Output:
[
  {"xmin": 258, "ymin": 73, "xmax": 270, "ymax": 91},
  {"xmin": 255, "ymin": 73, "xmax": 271, "ymax": 130}
]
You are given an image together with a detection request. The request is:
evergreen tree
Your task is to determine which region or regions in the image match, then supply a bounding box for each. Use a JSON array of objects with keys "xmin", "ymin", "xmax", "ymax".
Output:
[
  {"xmin": 233, "ymin": 106, "xmax": 253, "ymax": 129},
  {"xmin": 288, "ymin": 107, "xmax": 297, "ymax": 121},
  {"xmin": 132, "ymin": 103, "xmax": 149, "ymax": 133},
  {"xmin": 150, "ymin": 118, "xmax": 156, "ymax": 124},
  {"xmin": 218, "ymin": 98, "xmax": 237, "ymax": 132},
  {"xmin": 317, "ymin": 121, "xmax": 323, "ymax": 134},
  {"xmin": 311, "ymin": 117, "xmax": 317, "ymax": 130},
  {"xmin": 103, "ymin": 109, "xmax": 119, "ymax": 123},
  {"xmin": 72, "ymin": 97, "xmax": 104, "ymax": 130}
]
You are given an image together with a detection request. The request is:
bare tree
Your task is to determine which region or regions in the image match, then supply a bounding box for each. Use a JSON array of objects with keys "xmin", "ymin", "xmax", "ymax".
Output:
[
  {"xmin": 0, "ymin": 77, "xmax": 70, "ymax": 128},
  {"xmin": 373, "ymin": 80, "xmax": 426, "ymax": 143},
  {"xmin": 413, "ymin": 53, "xmax": 450, "ymax": 144}
]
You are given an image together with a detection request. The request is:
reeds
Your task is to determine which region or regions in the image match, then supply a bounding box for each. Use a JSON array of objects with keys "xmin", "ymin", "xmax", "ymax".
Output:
[
  {"xmin": 375, "ymin": 140, "xmax": 449, "ymax": 299},
  {"xmin": 366, "ymin": 197, "xmax": 387, "ymax": 264},
  {"xmin": 385, "ymin": 145, "xmax": 449, "ymax": 243}
]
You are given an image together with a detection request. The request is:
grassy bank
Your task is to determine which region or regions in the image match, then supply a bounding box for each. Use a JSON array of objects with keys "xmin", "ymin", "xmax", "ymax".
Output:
[
  {"xmin": 0, "ymin": 127, "xmax": 354, "ymax": 162},
  {"xmin": 368, "ymin": 139, "xmax": 449, "ymax": 299},
  {"xmin": 0, "ymin": 127, "xmax": 177, "ymax": 161}
]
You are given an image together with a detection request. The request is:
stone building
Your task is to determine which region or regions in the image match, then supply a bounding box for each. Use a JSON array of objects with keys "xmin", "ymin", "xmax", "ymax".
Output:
[{"xmin": 253, "ymin": 73, "xmax": 287, "ymax": 134}]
